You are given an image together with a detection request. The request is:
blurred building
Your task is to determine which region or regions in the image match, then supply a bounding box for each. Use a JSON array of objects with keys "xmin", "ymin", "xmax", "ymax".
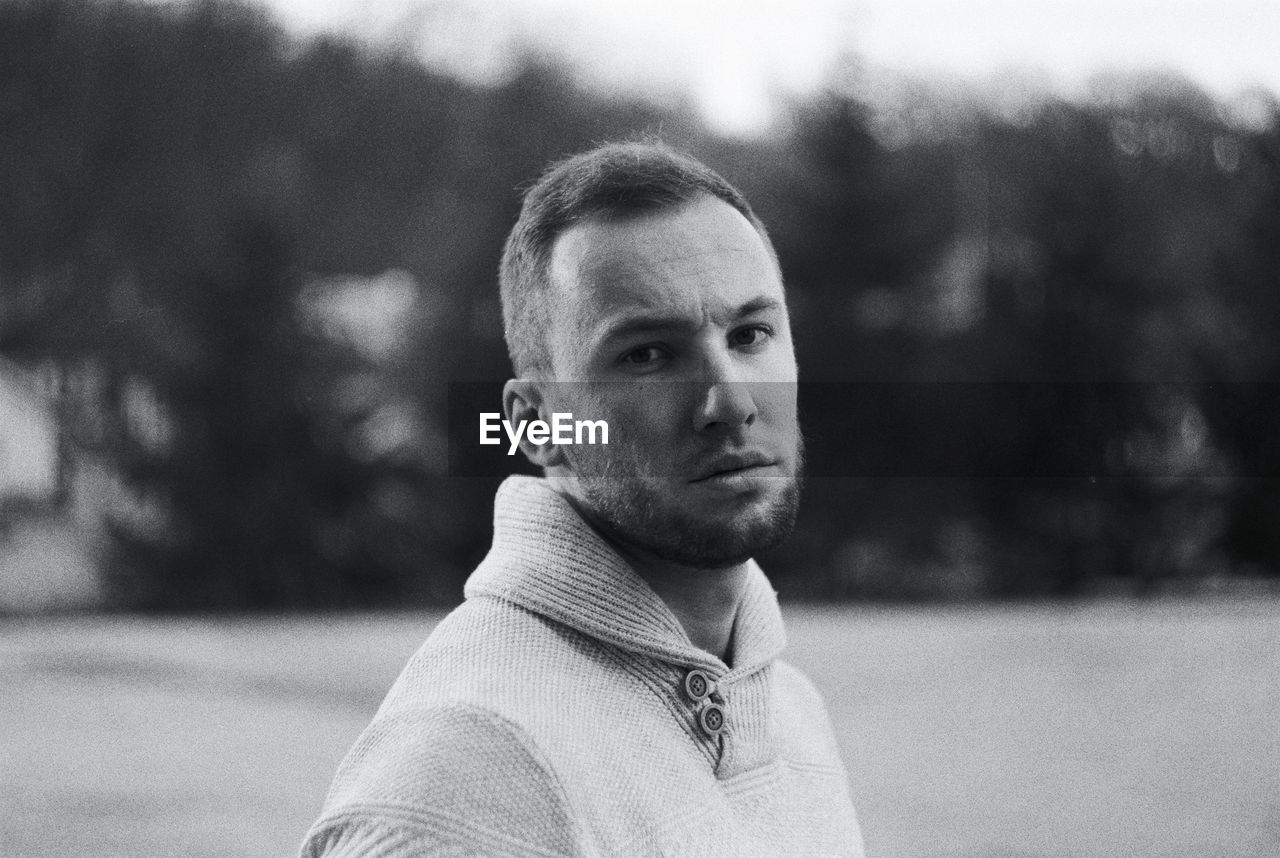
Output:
[{"xmin": 0, "ymin": 359, "xmax": 106, "ymax": 612}]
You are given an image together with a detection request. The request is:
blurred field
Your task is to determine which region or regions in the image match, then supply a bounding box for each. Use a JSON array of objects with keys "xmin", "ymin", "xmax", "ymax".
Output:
[{"xmin": 2, "ymin": 600, "xmax": 1278, "ymax": 857}]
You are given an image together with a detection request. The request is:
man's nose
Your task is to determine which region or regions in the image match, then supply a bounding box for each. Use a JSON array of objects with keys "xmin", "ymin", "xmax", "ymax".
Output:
[
  {"xmin": 694, "ymin": 382, "xmax": 757, "ymax": 433},
  {"xmin": 692, "ymin": 353, "xmax": 757, "ymax": 433}
]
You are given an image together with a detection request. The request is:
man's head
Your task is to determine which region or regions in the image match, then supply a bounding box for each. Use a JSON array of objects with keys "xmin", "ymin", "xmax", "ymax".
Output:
[
  {"xmin": 500, "ymin": 141, "xmax": 779, "ymax": 376},
  {"xmin": 500, "ymin": 141, "xmax": 802, "ymax": 569}
]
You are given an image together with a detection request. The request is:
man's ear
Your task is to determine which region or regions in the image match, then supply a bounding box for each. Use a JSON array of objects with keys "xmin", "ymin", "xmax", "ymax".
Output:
[{"xmin": 502, "ymin": 378, "xmax": 569, "ymax": 469}]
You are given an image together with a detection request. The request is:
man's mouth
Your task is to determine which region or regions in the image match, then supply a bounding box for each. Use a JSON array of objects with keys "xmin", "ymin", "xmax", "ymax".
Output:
[{"xmin": 690, "ymin": 452, "xmax": 777, "ymax": 483}]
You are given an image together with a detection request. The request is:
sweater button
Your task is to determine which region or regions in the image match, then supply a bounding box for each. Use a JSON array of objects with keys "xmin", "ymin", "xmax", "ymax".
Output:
[
  {"xmin": 699, "ymin": 702, "xmax": 725, "ymax": 736},
  {"xmin": 684, "ymin": 669, "xmax": 713, "ymax": 701}
]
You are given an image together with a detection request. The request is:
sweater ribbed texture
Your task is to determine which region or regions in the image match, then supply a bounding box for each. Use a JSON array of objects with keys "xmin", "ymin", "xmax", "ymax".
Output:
[{"xmin": 301, "ymin": 476, "xmax": 864, "ymax": 857}]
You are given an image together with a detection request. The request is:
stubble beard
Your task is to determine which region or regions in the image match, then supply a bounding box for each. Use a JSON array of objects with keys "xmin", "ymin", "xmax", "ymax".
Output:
[{"xmin": 570, "ymin": 439, "xmax": 805, "ymax": 570}]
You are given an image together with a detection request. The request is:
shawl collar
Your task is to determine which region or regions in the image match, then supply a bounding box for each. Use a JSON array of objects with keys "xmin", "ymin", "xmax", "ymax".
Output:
[{"xmin": 465, "ymin": 476, "xmax": 787, "ymax": 676}]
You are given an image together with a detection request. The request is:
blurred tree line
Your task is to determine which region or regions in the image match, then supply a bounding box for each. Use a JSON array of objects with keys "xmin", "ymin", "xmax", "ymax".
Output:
[{"xmin": 1, "ymin": 0, "xmax": 1277, "ymax": 609}]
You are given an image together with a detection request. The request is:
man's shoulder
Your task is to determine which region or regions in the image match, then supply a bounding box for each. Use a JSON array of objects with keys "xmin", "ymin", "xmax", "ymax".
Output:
[
  {"xmin": 380, "ymin": 594, "xmax": 603, "ymax": 713},
  {"xmin": 321, "ymin": 701, "xmax": 559, "ymax": 804},
  {"xmin": 302, "ymin": 701, "xmax": 583, "ymax": 857},
  {"xmin": 303, "ymin": 599, "xmax": 598, "ymax": 856},
  {"xmin": 371, "ymin": 594, "xmax": 651, "ymax": 761},
  {"xmin": 301, "ymin": 597, "xmax": 637, "ymax": 857}
]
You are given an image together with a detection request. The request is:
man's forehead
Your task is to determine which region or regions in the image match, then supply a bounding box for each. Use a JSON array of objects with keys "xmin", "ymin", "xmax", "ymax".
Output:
[{"xmin": 546, "ymin": 196, "xmax": 782, "ymax": 324}]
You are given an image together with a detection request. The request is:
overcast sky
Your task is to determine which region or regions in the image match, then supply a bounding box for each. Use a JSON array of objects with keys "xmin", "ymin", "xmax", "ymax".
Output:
[{"xmin": 259, "ymin": 0, "xmax": 1280, "ymax": 133}]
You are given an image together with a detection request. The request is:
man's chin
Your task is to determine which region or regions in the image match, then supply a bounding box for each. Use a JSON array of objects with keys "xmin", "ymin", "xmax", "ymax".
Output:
[
  {"xmin": 590, "ymin": 475, "xmax": 802, "ymax": 570},
  {"xmin": 656, "ymin": 501, "xmax": 798, "ymax": 569}
]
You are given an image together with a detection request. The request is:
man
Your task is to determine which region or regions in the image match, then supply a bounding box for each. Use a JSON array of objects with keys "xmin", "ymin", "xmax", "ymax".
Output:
[{"xmin": 301, "ymin": 142, "xmax": 865, "ymax": 856}]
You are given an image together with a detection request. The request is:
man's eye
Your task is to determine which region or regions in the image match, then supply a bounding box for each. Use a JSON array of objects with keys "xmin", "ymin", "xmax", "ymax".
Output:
[
  {"xmin": 731, "ymin": 325, "xmax": 772, "ymax": 348},
  {"xmin": 620, "ymin": 345, "xmax": 666, "ymax": 366}
]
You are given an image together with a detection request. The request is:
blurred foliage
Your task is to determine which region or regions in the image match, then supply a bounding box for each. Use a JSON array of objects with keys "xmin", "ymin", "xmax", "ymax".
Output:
[{"xmin": 2, "ymin": 0, "xmax": 1278, "ymax": 608}]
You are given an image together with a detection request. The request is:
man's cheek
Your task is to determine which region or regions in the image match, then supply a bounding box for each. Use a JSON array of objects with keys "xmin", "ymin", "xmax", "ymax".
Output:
[
  {"xmin": 752, "ymin": 381, "xmax": 798, "ymax": 420},
  {"xmin": 621, "ymin": 410, "xmax": 683, "ymax": 457}
]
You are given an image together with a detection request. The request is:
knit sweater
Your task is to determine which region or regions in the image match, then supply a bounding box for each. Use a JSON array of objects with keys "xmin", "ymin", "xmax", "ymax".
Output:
[{"xmin": 300, "ymin": 476, "xmax": 865, "ymax": 857}]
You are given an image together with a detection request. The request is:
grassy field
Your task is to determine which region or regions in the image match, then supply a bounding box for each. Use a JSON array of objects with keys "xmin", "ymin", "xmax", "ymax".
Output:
[{"xmin": 2, "ymin": 600, "xmax": 1277, "ymax": 857}]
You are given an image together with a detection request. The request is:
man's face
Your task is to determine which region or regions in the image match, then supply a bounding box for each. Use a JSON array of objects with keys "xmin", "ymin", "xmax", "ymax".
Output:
[{"xmin": 540, "ymin": 194, "xmax": 802, "ymax": 569}]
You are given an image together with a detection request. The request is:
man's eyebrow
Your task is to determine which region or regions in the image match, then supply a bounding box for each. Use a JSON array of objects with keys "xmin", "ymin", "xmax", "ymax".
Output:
[
  {"xmin": 736, "ymin": 297, "xmax": 782, "ymax": 318},
  {"xmin": 598, "ymin": 297, "xmax": 783, "ymax": 344},
  {"xmin": 598, "ymin": 314, "xmax": 694, "ymax": 343},
  {"xmin": 601, "ymin": 313, "xmax": 696, "ymax": 345}
]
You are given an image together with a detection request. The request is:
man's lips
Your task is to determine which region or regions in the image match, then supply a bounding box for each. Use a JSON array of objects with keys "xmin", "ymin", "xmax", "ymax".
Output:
[{"xmin": 689, "ymin": 452, "xmax": 777, "ymax": 483}]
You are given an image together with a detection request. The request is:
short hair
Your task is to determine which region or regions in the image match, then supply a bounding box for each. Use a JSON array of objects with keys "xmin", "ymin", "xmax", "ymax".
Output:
[{"xmin": 499, "ymin": 140, "xmax": 778, "ymax": 375}]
